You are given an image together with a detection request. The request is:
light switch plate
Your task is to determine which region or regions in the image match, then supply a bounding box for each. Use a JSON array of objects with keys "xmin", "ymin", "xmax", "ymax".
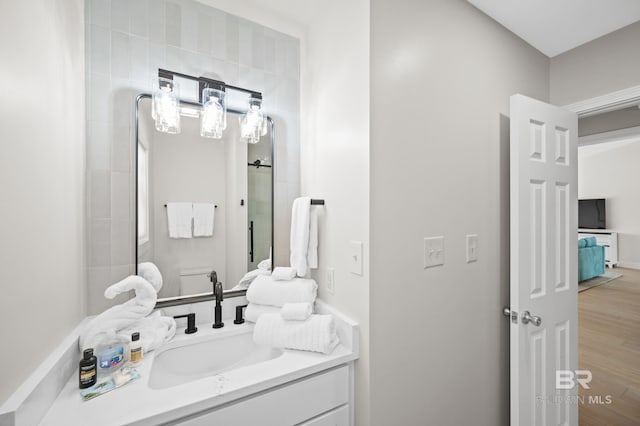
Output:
[
  {"xmin": 466, "ymin": 234, "xmax": 478, "ymax": 263},
  {"xmin": 349, "ymin": 241, "xmax": 363, "ymax": 275},
  {"xmin": 424, "ymin": 236, "xmax": 445, "ymax": 268}
]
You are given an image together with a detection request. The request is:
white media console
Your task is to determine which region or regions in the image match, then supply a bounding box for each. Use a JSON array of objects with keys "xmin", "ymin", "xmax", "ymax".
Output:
[{"xmin": 578, "ymin": 229, "xmax": 618, "ymax": 268}]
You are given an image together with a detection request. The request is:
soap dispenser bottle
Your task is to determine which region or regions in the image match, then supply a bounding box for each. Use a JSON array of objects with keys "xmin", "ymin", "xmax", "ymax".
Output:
[{"xmin": 79, "ymin": 348, "xmax": 97, "ymax": 389}]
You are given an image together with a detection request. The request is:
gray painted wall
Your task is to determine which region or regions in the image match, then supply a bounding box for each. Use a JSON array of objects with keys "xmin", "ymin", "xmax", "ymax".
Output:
[
  {"xmin": 0, "ymin": 0, "xmax": 85, "ymax": 405},
  {"xmin": 551, "ymin": 21, "xmax": 640, "ymax": 106},
  {"xmin": 370, "ymin": 1, "xmax": 549, "ymax": 424}
]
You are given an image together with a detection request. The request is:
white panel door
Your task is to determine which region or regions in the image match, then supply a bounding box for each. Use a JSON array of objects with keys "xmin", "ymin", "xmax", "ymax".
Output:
[{"xmin": 510, "ymin": 94, "xmax": 578, "ymax": 426}]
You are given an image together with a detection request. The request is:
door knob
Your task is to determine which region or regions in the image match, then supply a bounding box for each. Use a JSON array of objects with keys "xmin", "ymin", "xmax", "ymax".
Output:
[{"xmin": 521, "ymin": 310, "xmax": 542, "ymax": 327}]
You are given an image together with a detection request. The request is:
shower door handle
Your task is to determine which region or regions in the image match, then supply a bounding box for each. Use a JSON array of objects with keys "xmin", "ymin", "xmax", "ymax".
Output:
[{"xmin": 249, "ymin": 220, "xmax": 254, "ymax": 263}]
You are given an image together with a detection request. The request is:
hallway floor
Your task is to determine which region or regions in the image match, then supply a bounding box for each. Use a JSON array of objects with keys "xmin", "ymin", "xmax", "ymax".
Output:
[{"xmin": 578, "ymin": 267, "xmax": 640, "ymax": 425}]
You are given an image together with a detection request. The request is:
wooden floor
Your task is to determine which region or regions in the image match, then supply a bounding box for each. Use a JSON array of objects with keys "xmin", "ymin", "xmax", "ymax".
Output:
[{"xmin": 579, "ymin": 267, "xmax": 640, "ymax": 426}]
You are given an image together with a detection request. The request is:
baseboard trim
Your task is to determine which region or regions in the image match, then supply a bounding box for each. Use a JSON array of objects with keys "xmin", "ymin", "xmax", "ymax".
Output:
[{"xmin": 616, "ymin": 262, "xmax": 640, "ymax": 270}]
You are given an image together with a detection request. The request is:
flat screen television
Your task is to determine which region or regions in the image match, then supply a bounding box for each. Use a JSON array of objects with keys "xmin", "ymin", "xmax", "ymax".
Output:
[{"xmin": 579, "ymin": 199, "xmax": 606, "ymax": 229}]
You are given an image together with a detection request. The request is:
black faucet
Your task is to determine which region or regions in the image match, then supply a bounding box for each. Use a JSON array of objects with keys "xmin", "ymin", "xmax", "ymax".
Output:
[
  {"xmin": 211, "ymin": 270, "xmax": 224, "ymax": 329},
  {"xmin": 173, "ymin": 313, "xmax": 198, "ymax": 334}
]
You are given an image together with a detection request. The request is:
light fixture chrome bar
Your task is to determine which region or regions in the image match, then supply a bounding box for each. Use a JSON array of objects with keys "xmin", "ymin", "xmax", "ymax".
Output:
[{"xmin": 157, "ymin": 68, "xmax": 262, "ymax": 101}]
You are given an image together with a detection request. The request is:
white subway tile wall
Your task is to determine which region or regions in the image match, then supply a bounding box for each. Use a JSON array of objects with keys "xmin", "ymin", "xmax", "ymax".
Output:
[{"xmin": 85, "ymin": 0, "xmax": 300, "ymax": 313}]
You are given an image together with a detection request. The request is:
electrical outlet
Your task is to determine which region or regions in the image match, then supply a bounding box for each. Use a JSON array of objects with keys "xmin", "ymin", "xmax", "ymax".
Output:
[
  {"xmin": 424, "ymin": 236, "xmax": 445, "ymax": 268},
  {"xmin": 466, "ymin": 234, "xmax": 478, "ymax": 263},
  {"xmin": 327, "ymin": 268, "xmax": 335, "ymax": 295}
]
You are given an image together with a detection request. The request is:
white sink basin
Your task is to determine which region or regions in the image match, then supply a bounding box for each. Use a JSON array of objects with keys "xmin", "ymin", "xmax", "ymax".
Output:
[{"xmin": 149, "ymin": 328, "xmax": 283, "ymax": 389}]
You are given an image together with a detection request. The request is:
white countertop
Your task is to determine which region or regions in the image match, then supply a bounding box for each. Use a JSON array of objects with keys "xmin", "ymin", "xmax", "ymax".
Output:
[{"xmin": 39, "ymin": 305, "xmax": 358, "ymax": 426}]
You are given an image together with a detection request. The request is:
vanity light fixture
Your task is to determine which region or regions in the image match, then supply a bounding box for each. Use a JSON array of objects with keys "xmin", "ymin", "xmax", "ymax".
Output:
[
  {"xmin": 154, "ymin": 69, "xmax": 265, "ymax": 143},
  {"xmin": 239, "ymin": 94, "xmax": 267, "ymax": 144},
  {"xmin": 152, "ymin": 77, "xmax": 180, "ymax": 134},
  {"xmin": 200, "ymin": 86, "xmax": 227, "ymax": 139}
]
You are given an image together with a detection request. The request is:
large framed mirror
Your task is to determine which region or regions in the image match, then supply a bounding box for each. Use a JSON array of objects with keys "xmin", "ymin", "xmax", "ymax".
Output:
[{"xmin": 135, "ymin": 94, "xmax": 274, "ymax": 306}]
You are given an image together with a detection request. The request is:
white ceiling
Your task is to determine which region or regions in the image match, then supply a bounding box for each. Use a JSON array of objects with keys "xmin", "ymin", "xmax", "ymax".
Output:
[{"xmin": 467, "ymin": 0, "xmax": 640, "ymax": 57}]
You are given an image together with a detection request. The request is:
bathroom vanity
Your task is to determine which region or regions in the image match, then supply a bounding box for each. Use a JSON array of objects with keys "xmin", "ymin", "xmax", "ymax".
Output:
[{"xmin": 2, "ymin": 301, "xmax": 358, "ymax": 426}]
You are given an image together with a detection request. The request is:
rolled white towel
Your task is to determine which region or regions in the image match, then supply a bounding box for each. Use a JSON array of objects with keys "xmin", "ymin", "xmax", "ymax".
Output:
[
  {"xmin": 245, "ymin": 303, "xmax": 281, "ymax": 323},
  {"xmin": 271, "ymin": 267, "xmax": 296, "ymax": 281},
  {"xmin": 253, "ymin": 313, "xmax": 339, "ymax": 355},
  {"xmin": 80, "ymin": 276, "xmax": 158, "ymax": 351},
  {"xmin": 281, "ymin": 302, "xmax": 313, "ymax": 321},
  {"xmin": 117, "ymin": 311, "xmax": 176, "ymax": 354},
  {"xmin": 257, "ymin": 258, "xmax": 271, "ymax": 271},
  {"xmin": 246, "ymin": 275, "xmax": 317, "ymax": 307},
  {"xmin": 138, "ymin": 262, "xmax": 163, "ymax": 293}
]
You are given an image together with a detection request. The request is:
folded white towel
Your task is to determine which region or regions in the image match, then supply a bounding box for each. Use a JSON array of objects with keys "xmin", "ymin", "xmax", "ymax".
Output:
[
  {"xmin": 167, "ymin": 202, "xmax": 193, "ymax": 238},
  {"xmin": 245, "ymin": 303, "xmax": 281, "ymax": 323},
  {"xmin": 79, "ymin": 276, "xmax": 158, "ymax": 351},
  {"xmin": 271, "ymin": 267, "xmax": 296, "ymax": 281},
  {"xmin": 253, "ymin": 313, "xmax": 339, "ymax": 354},
  {"xmin": 290, "ymin": 197, "xmax": 311, "ymax": 276},
  {"xmin": 281, "ymin": 302, "xmax": 313, "ymax": 321},
  {"xmin": 235, "ymin": 268, "xmax": 271, "ymax": 290},
  {"xmin": 117, "ymin": 311, "xmax": 176, "ymax": 354},
  {"xmin": 193, "ymin": 203, "xmax": 215, "ymax": 237},
  {"xmin": 246, "ymin": 275, "xmax": 317, "ymax": 307},
  {"xmin": 138, "ymin": 262, "xmax": 163, "ymax": 293}
]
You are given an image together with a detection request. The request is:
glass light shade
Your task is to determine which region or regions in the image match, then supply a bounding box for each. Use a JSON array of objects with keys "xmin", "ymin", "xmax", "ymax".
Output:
[
  {"xmin": 239, "ymin": 99, "xmax": 267, "ymax": 144},
  {"xmin": 200, "ymin": 88, "xmax": 227, "ymax": 139},
  {"xmin": 152, "ymin": 77, "xmax": 180, "ymax": 134}
]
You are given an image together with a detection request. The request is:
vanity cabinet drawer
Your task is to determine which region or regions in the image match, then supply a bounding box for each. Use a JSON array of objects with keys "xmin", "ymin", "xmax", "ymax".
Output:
[
  {"xmin": 173, "ymin": 366, "xmax": 350, "ymax": 426},
  {"xmin": 298, "ymin": 404, "xmax": 350, "ymax": 426}
]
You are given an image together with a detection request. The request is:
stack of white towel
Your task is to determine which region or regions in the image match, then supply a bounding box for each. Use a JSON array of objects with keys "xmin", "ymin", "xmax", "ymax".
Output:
[
  {"xmin": 233, "ymin": 258, "xmax": 272, "ymax": 290},
  {"xmin": 247, "ymin": 267, "xmax": 339, "ymax": 355}
]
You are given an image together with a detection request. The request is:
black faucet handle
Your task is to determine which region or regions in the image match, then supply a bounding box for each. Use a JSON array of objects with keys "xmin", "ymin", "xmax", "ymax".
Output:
[
  {"xmin": 173, "ymin": 313, "xmax": 198, "ymax": 334},
  {"xmin": 234, "ymin": 304, "xmax": 248, "ymax": 324}
]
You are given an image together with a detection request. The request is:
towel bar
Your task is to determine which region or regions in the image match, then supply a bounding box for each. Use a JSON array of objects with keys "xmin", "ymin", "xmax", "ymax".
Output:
[{"xmin": 164, "ymin": 204, "xmax": 218, "ymax": 208}]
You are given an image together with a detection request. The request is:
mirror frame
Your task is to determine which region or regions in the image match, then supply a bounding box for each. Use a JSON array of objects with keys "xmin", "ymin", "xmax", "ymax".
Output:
[{"xmin": 134, "ymin": 93, "xmax": 275, "ymax": 308}]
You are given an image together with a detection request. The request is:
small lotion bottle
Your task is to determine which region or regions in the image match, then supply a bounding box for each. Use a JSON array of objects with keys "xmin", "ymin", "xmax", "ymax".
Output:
[
  {"xmin": 79, "ymin": 348, "xmax": 97, "ymax": 389},
  {"xmin": 130, "ymin": 332, "xmax": 143, "ymax": 364}
]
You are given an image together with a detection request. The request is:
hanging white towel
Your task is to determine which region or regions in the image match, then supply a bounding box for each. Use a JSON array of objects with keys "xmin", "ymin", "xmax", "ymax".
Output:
[
  {"xmin": 193, "ymin": 203, "xmax": 216, "ymax": 237},
  {"xmin": 253, "ymin": 313, "xmax": 339, "ymax": 355},
  {"xmin": 167, "ymin": 202, "xmax": 193, "ymax": 238},
  {"xmin": 290, "ymin": 197, "xmax": 311, "ymax": 276},
  {"xmin": 307, "ymin": 206, "xmax": 319, "ymax": 269}
]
